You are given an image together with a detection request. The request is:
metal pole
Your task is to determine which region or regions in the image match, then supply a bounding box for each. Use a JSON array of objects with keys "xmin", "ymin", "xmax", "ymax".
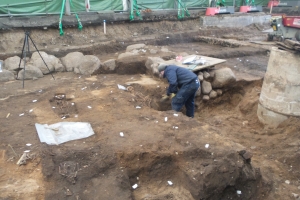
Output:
[
  {"xmin": 22, "ymin": 35, "xmax": 28, "ymax": 88},
  {"xmin": 65, "ymin": 0, "xmax": 71, "ymax": 16},
  {"xmin": 103, "ymin": 20, "xmax": 106, "ymax": 34}
]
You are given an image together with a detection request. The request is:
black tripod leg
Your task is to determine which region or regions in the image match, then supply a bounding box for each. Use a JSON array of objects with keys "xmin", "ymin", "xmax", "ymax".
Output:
[
  {"xmin": 22, "ymin": 35, "xmax": 29, "ymax": 89},
  {"xmin": 16, "ymin": 35, "xmax": 27, "ymax": 80},
  {"xmin": 28, "ymin": 35, "xmax": 55, "ymax": 80}
]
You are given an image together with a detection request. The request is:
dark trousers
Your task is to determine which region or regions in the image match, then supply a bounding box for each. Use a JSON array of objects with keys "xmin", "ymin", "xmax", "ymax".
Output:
[{"xmin": 171, "ymin": 79, "xmax": 200, "ymax": 117}]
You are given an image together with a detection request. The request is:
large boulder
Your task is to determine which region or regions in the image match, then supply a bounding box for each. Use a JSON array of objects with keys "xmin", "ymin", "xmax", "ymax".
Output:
[
  {"xmin": 116, "ymin": 55, "xmax": 147, "ymax": 75},
  {"xmin": 61, "ymin": 52, "xmax": 84, "ymax": 72},
  {"xmin": 74, "ymin": 55, "xmax": 101, "ymax": 75},
  {"xmin": 30, "ymin": 51, "xmax": 63, "ymax": 74},
  {"xmin": 126, "ymin": 43, "xmax": 146, "ymax": 52},
  {"xmin": 145, "ymin": 57, "xmax": 165, "ymax": 75},
  {"xmin": 0, "ymin": 70, "xmax": 15, "ymax": 82},
  {"xmin": 117, "ymin": 52, "xmax": 138, "ymax": 59},
  {"xmin": 202, "ymin": 80, "xmax": 212, "ymax": 95},
  {"xmin": 211, "ymin": 68, "xmax": 236, "ymax": 88},
  {"xmin": 4, "ymin": 56, "xmax": 25, "ymax": 72},
  {"xmin": 17, "ymin": 65, "xmax": 43, "ymax": 80}
]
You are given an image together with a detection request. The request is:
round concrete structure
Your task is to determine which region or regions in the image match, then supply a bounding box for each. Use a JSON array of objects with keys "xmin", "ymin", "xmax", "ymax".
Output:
[{"xmin": 257, "ymin": 47, "xmax": 300, "ymax": 127}]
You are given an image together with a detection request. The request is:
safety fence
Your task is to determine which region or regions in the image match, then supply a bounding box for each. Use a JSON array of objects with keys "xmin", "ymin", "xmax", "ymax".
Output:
[{"xmin": 0, "ymin": 0, "xmax": 275, "ymax": 16}]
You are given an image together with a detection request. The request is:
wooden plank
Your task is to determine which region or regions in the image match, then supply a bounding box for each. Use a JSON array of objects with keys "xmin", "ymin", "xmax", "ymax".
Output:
[{"xmin": 162, "ymin": 55, "xmax": 226, "ymax": 72}]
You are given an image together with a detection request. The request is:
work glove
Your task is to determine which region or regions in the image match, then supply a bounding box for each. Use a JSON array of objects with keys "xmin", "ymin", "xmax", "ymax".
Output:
[
  {"xmin": 160, "ymin": 94, "xmax": 169, "ymax": 102},
  {"xmin": 160, "ymin": 93, "xmax": 175, "ymax": 102}
]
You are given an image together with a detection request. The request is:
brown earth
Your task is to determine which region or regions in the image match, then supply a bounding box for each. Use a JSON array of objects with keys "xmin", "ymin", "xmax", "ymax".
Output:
[{"xmin": 1, "ymin": 19, "xmax": 300, "ymax": 200}]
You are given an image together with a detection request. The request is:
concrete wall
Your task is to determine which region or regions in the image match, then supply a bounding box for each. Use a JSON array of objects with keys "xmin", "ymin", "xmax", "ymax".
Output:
[{"xmin": 200, "ymin": 12, "xmax": 271, "ymax": 27}]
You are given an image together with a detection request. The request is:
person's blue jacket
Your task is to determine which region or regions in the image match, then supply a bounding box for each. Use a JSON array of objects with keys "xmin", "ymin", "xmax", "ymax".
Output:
[{"xmin": 163, "ymin": 65, "xmax": 197, "ymax": 95}]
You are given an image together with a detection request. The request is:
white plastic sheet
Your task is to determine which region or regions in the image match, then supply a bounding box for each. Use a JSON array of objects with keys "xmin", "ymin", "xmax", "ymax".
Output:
[{"xmin": 35, "ymin": 122, "xmax": 95, "ymax": 145}]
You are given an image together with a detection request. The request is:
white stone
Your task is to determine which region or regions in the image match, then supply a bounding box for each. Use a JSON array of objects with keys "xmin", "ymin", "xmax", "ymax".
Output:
[
  {"xmin": 167, "ymin": 181, "xmax": 173, "ymax": 186},
  {"xmin": 132, "ymin": 184, "xmax": 138, "ymax": 189}
]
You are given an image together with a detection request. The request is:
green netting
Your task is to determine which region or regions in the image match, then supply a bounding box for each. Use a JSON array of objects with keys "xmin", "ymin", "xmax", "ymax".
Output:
[
  {"xmin": 71, "ymin": 0, "xmax": 123, "ymax": 12},
  {"xmin": 0, "ymin": 0, "xmax": 278, "ymax": 15},
  {"xmin": 181, "ymin": 0, "xmax": 209, "ymax": 8},
  {"xmin": 135, "ymin": 0, "xmax": 209, "ymax": 10},
  {"xmin": 136, "ymin": 0, "xmax": 175, "ymax": 9},
  {"xmin": 0, "ymin": 0, "xmax": 61, "ymax": 14},
  {"xmin": 223, "ymin": 0, "xmax": 270, "ymax": 6},
  {"xmin": 0, "ymin": 0, "xmax": 123, "ymax": 15}
]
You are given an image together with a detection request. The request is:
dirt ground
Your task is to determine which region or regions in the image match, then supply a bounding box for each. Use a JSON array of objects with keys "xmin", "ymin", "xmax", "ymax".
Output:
[{"xmin": 1, "ymin": 18, "xmax": 300, "ymax": 200}]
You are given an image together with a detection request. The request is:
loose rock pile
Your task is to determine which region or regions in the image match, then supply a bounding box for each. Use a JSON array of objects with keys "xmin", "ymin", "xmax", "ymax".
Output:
[{"xmin": 197, "ymin": 67, "xmax": 236, "ymax": 101}]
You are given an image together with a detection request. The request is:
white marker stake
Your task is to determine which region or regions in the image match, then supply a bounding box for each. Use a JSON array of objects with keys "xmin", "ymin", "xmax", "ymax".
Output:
[{"xmin": 103, "ymin": 20, "xmax": 106, "ymax": 34}]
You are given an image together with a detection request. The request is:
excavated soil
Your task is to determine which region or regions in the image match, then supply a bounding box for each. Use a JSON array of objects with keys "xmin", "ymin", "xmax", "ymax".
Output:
[{"xmin": 0, "ymin": 19, "xmax": 300, "ymax": 200}]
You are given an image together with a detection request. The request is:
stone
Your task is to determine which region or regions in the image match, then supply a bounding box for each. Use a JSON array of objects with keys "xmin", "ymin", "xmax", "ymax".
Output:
[
  {"xmin": 132, "ymin": 49, "xmax": 139, "ymax": 54},
  {"xmin": 211, "ymin": 68, "xmax": 236, "ymax": 88},
  {"xmin": 209, "ymin": 71, "xmax": 215, "ymax": 78},
  {"xmin": 61, "ymin": 52, "xmax": 84, "ymax": 72},
  {"xmin": 216, "ymin": 89, "xmax": 223, "ymax": 96},
  {"xmin": 103, "ymin": 59, "xmax": 116, "ymax": 71},
  {"xmin": 30, "ymin": 51, "xmax": 62, "ymax": 74},
  {"xmin": 74, "ymin": 55, "xmax": 101, "ymax": 75},
  {"xmin": 161, "ymin": 47, "xmax": 169, "ymax": 52},
  {"xmin": 242, "ymin": 151, "xmax": 253, "ymax": 160},
  {"xmin": 198, "ymin": 74, "xmax": 203, "ymax": 81},
  {"xmin": 116, "ymin": 55, "xmax": 147, "ymax": 75},
  {"xmin": 203, "ymin": 95, "xmax": 210, "ymax": 101},
  {"xmin": 0, "ymin": 69, "xmax": 15, "ymax": 82},
  {"xmin": 4, "ymin": 56, "xmax": 25, "ymax": 72},
  {"xmin": 54, "ymin": 63, "xmax": 65, "ymax": 72},
  {"xmin": 126, "ymin": 43, "xmax": 145, "ymax": 52},
  {"xmin": 202, "ymin": 80, "xmax": 212, "ymax": 95},
  {"xmin": 150, "ymin": 49, "xmax": 157, "ymax": 54},
  {"xmin": 145, "ymin": 57, "xmax": 165, "ymax": 75},
  {"xmin": 291, "ymin": 193, "xmax": 299, "ymax": 198},
  {"xmin": 17, "ymin": 65, "xmax": 43, "ymax": 80},
  {"xmin": 209, "ymin": 90, "xmax": 218, "ymax": 99},
  {"xmin": 117, "ymin": 52, "xmax": 138, "ymax": 59},
  {"xmin": 203, "ymin": 71, "xmax": 210, "ymax": 79}
]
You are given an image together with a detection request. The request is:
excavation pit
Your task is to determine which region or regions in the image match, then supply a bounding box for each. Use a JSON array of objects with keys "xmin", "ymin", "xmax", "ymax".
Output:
[
  {"xmin": 0, "ymin": 21, "xmax": 299, "ymax": 200},
  {"xmin": 49, "ymin": 93, "xmax": 78, "ymax": 119}
]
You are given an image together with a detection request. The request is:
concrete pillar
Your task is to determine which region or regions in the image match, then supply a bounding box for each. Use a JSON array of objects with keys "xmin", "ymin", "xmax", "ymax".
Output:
[{"xmin": 257, "ymin": 47, "xmax": 300, "ymax": 128}]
